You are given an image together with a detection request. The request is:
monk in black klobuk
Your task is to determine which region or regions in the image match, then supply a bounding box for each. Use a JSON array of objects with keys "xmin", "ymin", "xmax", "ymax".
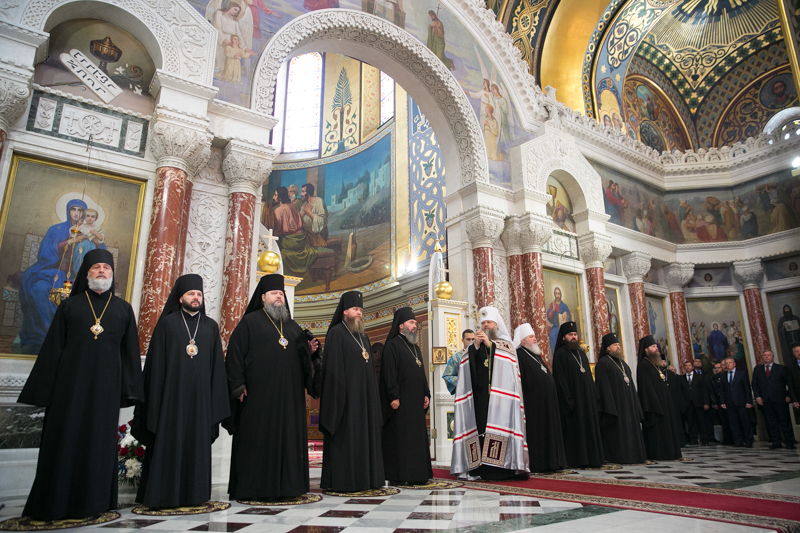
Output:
[
  {"xmin": 224, "ymin": 274, "xmax": 322, "ymax": 500},
  {"xmin": 595, "ymin": 332, "xmax": 647, "ymax": 464},
  {"xmin": 132, "ymin": 273, "xmax": 229, "ymax": 509},
  {"xmin": 551, "ymin": 321, "xmax": 604, "ymax": 468},
  {"xmin": 513, "ymin": 323, "xmax": 566, "ymax": 473},
  {"xmin": 320, "ymin": 291, "xmax": 385, "ymax": 492},
  {"xmin": 380, "ymin": 306, "xmax": 432, "ymax": 486},
  {"xmin": 19, "ymin": 249, "xmax": 143, "ymax": 521},
  {"xmin": 636, "ymin": 335, "xmax": 683, "ymax": 460}
]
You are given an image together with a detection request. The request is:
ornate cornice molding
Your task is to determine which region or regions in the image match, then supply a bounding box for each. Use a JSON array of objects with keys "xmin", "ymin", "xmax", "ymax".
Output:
[
  {"xmin": 664, "ymin": 263, "xmax": 695, "ymax": 293},
  {"xmin": 147, "ymin": 109, "xmax": 213, "ymax": 172},
  {"xmin": 733, "ymin": 259, "xmax": 764, "ymax": 290},
  {"xmin": 222, "ymin": 140, "xmax": 277, "ymax": 196},
  {"xmin": 464, "ymin": 206, "xmax": 504, "ymax": 248},
  {"xmin": 18, "ymin": 0, "xmax": 215, "ymax": 84},
  {"xmin": 0, "ymin": 75, "xmax": 31, "ymax": 132},
  {"xmin": 519, "ymin": 213, "xmax": 553, "ymax": 254},
  {"xmin": 250, "ymin": 9, "xmax": 488, "ymax": 187},
  {"xmin": 577, "ymin": 232, "xmax": 613, "ymax": 269},
  {"xmin": 622, "ymin": 252, "xmax": 652, "ymax": 283}
]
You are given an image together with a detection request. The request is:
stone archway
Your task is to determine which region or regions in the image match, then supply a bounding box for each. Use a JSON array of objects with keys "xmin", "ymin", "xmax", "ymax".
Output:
[
  {"xmin": 18, "ymin": 0, "xmax": 216, "ymax": 85},
  {"xmin": 251, "ymin": 9, "xmax": 489, "ymax": 192}
]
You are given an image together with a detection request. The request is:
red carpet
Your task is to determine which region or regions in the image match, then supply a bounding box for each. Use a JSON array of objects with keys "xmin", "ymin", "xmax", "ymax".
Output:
[{"xmin": 432, "ymin": 468, "xmax": 800, "ymax": 522}]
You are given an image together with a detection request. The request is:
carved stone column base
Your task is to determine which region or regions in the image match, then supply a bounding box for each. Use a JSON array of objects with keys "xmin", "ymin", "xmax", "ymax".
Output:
[
  {"xmin": 472, "ymin": 246, "xmax": 494, "ymax": 309},
  {"xmin": 628, "ymin": 282, "xmax": 648, "ymax": 353},
  {"xmin": 138, "ymin": 166, "xmax": 188, "ymax": 354},
  {"xmin": 219, "ymin": 192, "xmax": 256, "ymax": 349},
  {"xmin": 743, "ymin": 288, "xmax": 770, "ymax": 365},
  {"xmin": 507, "ymin": 254, "xmax": 526, "ymax": 330},
  {"xmin": 585, "ymin": 266, "xmax": 609, "ymax": 357},
  {"xmin": 523, "ymin": 251, "xmax": 550, "ymax": 364},
  {"xmin": 669, "ymin": 291, "xmax": 693, "ymax": 368}
]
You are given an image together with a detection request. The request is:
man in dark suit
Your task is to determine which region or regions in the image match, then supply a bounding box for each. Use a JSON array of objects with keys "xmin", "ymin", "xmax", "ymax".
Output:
[
  {"xmin": 787, "ymin": 344, "xmax": 800, "ymax": 425},
  {"xmin": 693, "ymin": 357, "xmax": 718, "ymax": 443},
  {"xmin": 711, "ymin": 361, "xmax": 733, "ymax": 444},
  {"xmin": 720, "ymin": 356, "xmax": 753, "ymax": 447},
  {"xmin": 664, "ymin": 360, "xmax": 687, "ymax": 447},
  {"xmin": 682, "ymin": 360, "xmax": 710, "ymax": 445},
  {"xmin": 752, "ymin": 350, "xmax": 796, "ymax": 449}
]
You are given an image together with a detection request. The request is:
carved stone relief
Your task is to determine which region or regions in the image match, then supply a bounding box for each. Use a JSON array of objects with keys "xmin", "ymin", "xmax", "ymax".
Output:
[{"xmin": 183, "ymin": 191, "xmax": 227, "ymax": 321}]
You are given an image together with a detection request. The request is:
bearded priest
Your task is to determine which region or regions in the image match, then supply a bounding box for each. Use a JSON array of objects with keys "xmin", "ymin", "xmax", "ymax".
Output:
[{"xmin": 451, "ymin": 306, "xmax": 528, "ymax": 481}]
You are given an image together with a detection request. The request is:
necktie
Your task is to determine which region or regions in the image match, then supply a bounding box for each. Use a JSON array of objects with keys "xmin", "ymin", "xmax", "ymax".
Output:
[
  {"xmin": 728, "ymin": 371, "xmax": 732, "ymax": 383},
  {"xmin": 688, "ymin": 374, "xmax": 692, "ymax": 384},
  {"xmin": 766, "ymin": 365, "xmax": 771, "ymax": 378}
]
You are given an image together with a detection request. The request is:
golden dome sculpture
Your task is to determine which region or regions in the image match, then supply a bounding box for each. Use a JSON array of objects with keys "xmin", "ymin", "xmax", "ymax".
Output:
[
  {"xmin": 257, "ymin": 249, "xmax": 281, "ymax": 274},
  {"xmin": 434, "ymin": 280, "xmax": 453, "ymax": 300}
]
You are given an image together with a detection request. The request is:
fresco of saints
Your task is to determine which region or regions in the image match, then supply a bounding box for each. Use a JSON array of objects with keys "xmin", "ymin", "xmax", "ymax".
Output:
[
  {"xmin": 647, "ymin": 302, "xmax": 657, "ymax": 336},
  {"xmin": 220, "ymin": 35, "xmax": 255, "ymax": 84},
  {"xmin": 778, "ymin": 304, "xmax": 800, "ymax": 365},
  {"xmin": 490, "ymin": 83, "xmax": 513, "ymax": 143},
  {"xmin": 272, "ymin": 187, "xmax": 319, "ymax": 275},
  {"xmin": 18, "ymin": 199, "xmax": 88, "ymax": 354},
  {"xmin": 547, "ymin": 285, "xmax": 571, "ymax": 352},
  {"xmin": 305, "ymin": 0, "xmax": 339, "ymax": 9},
  {"xmin": 483, "ymin": 104, "xmax": 500, "ymax": 161},
  {"xmin": 605, "ymin": 180, "xmax": 625, "ymax": 225},
  {"xmin": 207, "ymin": 1, "xmax": 247, "ymax": 73},
  {"xmin": 696, "ymin": 321, "xmax": 707, "ymax": 355},
  {"xmin": 707, "ymin": 322, "xmax": 729, "ymax": 361},
  {"xmin": 299, "ymin": 183, "xmax": 328, "ymax": 247},
  {"xmin": 427, "ymin": 9, "xmax": 454, "ymax": 70}
]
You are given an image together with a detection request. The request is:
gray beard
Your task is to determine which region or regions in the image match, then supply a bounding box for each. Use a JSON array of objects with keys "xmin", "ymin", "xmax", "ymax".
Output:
[
  {"xmin": 485, "ymin": 326, "xmax": 499, "ymax": 341},
  {"xmin": 87, "ymin": 276, "xmax": 112, "ymax": 293},
  {"xmin": 345, "ymin": 317, "xmax": 365, "ymax": 335},
  {"xmin": 566, "ymin": 339, "xmax": 580, "ymax": 351},
  {"xmin": 401, "ymin": 331, "xmax": 418, "ymax": 344},
  {"xmin": 522, "ymin": 342, "xmax": 541, "ymax": 355},
  {"xmin": 264, "ymin": 301, "xmax": 290, "ymax": 322}
]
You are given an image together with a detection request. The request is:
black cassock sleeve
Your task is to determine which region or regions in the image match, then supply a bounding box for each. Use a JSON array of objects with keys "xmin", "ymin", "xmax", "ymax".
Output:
[
  {"xmin": 209, "ymin": 319, "xmax": 231, "ymax": 442},
  {"xmin": 131, "ymin": 319, "xmax": 168, "ymax": 447},
  {"xmin": 120, "ymin": 304, "xmax": 144, "ymax": 408},
  {"xmin": 223, "ymin": 319, "xmax": 250, "ymax": 435},
  {"xmin": 595, "ymin": 361, "xmax": 618, "ymax": 424},
  {"xmin": 319, "ymin": 326, "xmax": 349, "ymax": 437},
  {"xmin": 637, "ymin": 363, "xmax": 664, "ymax": 428},
  {"xmin": 295, "ymin": 326, "xmax": 322, "ymax": 399},
  {"xmin": 552, "ymin": 350, "xmax": 575, "ymax": 414},
  {"xmin": 379, "ymin": 341, "xmax": 401, "ymax": 423},
  {"xmin": 18, "ymin": 301, "xmax": 69, "ymax": 407}
]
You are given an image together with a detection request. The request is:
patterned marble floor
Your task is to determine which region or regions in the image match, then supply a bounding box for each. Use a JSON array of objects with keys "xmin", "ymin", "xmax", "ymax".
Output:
[{"xmin": 0, "ymin": 442, "xmax": 796, "ymax": 532}]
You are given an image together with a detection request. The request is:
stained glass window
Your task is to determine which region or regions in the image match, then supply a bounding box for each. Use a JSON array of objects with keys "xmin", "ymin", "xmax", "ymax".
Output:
[
  {"xmin": 380, "ymin": 71, "xmax": 395, "ymax": 125},
  {"xmin": 283, "ymin": 53, "xmax": 322, "ymax": 153}
]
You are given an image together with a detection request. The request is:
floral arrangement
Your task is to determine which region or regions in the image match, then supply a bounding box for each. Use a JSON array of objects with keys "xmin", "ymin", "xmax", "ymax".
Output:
[{"xmin": 117, "ymin": 420, "xmax": 145, "ymax": 488}]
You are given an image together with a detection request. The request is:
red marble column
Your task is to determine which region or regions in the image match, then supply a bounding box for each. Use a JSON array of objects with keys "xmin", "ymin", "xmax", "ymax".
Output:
[
  {"xmin": 743, "ymin": 288, "xmax": 770, "ymax": 365},
  {"xmin": 472, "ymin": 246, "xmax": 494, "ymax": 309},
  {"xmin": 138, "ymin": 166, "xmax": 188, "ymax": 354},
  {"xmin": 218, "ymin": 192, "xmax": 256, "ymax": 348},
  {"xmin": 669, "ymin": 291, "xmax": 693, "ymax": 368},
  {"xmin": 628, "ymin": 282, "xmax": 648, "ymax": 353},
  {"xmin": 172, "ymin": 179, "xmax": 194, "ymax": 281},
  {"xmin": 507, "ymin": 254, "xmax": 526, "ymax": 330},
  {"xmin": 585, "ymin": 267, "xmax": 609, "ymax": 357},
  {"xmin": 523, "ymin": 251, "xmax": 550, "ymax": 363}
]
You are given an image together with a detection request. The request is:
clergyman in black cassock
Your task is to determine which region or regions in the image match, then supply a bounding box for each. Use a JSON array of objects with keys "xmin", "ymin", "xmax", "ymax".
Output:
[
  {"xmin": 552, "ymin": 322, "xmax": 604, "ymax": 468},
  {"xmin": 636, "ymin": 336, "xmax": 682, "ymax": 460},
  {"xmin": 595, "ymin": 333, "xmax": 646, "ymax": 464},
  {"xmin": 18, "ymin": 249, "xmax": 143, "ymax": 521},
  {"xmin": 224, "ymin": 274, "xmax": 322, "ymax": 500},
  {"xmin": 380, "ymin": 307, "xmax": 432, "ymax": 485},
  {"xmin": 513, "ymin": 323, "xmax": 566, "ymax": 473},
  {"xmin": 131, "ymin": 274, "xmax": 229, "ymax": 509},
  {"xmin": 320, "ymin": 291, "xmax": 385, "ymax": 492}
]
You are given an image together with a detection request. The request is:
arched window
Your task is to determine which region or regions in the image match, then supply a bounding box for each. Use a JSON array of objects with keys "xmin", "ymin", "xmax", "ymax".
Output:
[{"xmin": 283, "ymin": 52, "xmax": 323, "ymax": 153}]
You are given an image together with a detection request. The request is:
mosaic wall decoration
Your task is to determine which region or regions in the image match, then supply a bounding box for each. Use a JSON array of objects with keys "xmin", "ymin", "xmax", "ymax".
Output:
[
  {"xmin": 506, "ymin": 0, "xmax": 553, "ymax": 80},
  {"xmin": 715, "ymin": 67, "xmax": 798, "ymax": 146},
  {"xmin": 622, "ymin": 76, "xmax": 691, "ymax": 152},
  {"xmin": 408, "ymin": 97, "xmax": 446, "ymax": 265}
]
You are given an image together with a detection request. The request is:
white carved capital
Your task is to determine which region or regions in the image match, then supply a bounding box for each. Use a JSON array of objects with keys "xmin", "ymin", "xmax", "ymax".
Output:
[
  {"xmin": 464, "ymin": 208, "xmax": 504, "ymax": 249},
  {"xmin": 519, "ymin": 213, "xmax": 553, "ymax": 254},
  {"xmin": 664, "ymin": 263, "xmax": 695, "ymax": 293},
  {"xmin": 622, "ymin": 252, "xmax": 652, "ymax": 283},
  {"xmin": 733, "ymin": 259, "xmax": 763, "ymax": 290},
  {"xmin": 0, "ymin": 76, "xmax": 31, "ymax": 132},
  {"xmin": 577, "ymin": 232, "xmax": 613, "ymax": 269},
  {"xmin": 501, "ymin": 216, "xmax": 523, "ymax": 256},
  {"xmin": 222, "ymin": 141, "xmax": 276, "ymax": 196},
  {"xmin": 147, "ymin": 110, "xmax": 213, "ymax": 172}
]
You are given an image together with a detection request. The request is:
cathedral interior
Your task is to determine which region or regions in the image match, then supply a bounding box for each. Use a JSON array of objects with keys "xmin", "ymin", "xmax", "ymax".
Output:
[{"xmin": 0, "ymin": 0, "xmax": 799, "ymax": 530}]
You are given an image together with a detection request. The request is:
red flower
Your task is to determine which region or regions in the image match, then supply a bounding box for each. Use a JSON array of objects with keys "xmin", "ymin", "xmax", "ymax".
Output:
[
  {"xmin": 135, "ymin": 447, "xmax": 145, "ymax": 457},
  {"xmin": 118, "ymin": 424, "xmax": 128, "ymax": 433},
  {"xmin": 119, "ymin": 447, "xmax": 128, "ymax": 457}
]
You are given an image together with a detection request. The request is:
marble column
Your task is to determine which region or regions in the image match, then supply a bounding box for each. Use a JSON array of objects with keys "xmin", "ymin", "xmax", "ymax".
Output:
[
  {"xmin": 664, "ymin": 263, "xmax": 695, "ymax": 369},
  {"xmin": 623, "ymin": 252, "xmax": 652, "ymax": 353},
  {"xmin": 138, "ymin": 112, "xmax": 212, "ymax": 354},
  {"xmin": 501, "ymin": 218, "xmax": 525, "ymax": 329},
  {"xmin": 578, "ymin": 233, "xmax": 613, "ymax": 357},
  {"xmin": 218, "ymin": 142, "xmax": 275, "ymax": 348},
  {"xmin": 521, "ymin": 215, "xmax": 553, "ymax": 361},
  {"xmin": 733, "ymin": 259, "xmax": 770, "ymax": 365},
  {"xmin": 465, "ymin": 211, "xmax": 504, "ymax": 309}
]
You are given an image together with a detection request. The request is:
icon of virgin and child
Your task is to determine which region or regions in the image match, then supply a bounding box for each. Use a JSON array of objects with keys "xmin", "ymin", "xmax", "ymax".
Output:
[{"xmin": 18, "ymin": 198, "xmax": 106, "ymax": 354}]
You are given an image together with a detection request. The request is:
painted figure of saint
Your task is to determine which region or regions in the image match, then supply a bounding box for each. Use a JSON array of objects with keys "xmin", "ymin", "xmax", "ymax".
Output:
[
  {"xmin": 427, "ymin": 9, "xmax": 454, "ymax": 70},
  {"xmin": 547, "ymin": 286, "xmax": 572, "ymax": 352}
]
